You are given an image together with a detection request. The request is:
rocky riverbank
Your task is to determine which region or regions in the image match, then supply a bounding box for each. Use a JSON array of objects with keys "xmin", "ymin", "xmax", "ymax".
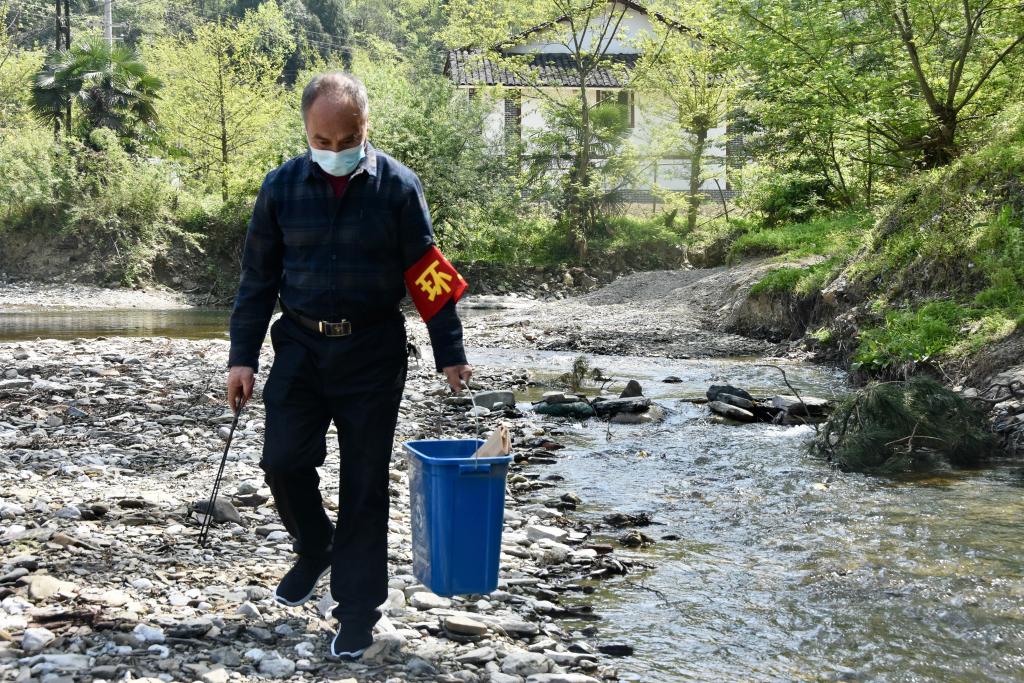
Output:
[{"xmin": 0, "ymin": 330, "xmax": 659, "ymax": 683}]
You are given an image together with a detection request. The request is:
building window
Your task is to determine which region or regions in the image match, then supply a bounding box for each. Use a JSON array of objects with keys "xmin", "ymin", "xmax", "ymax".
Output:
[{"xmin": 595, "ymin": 89, "xmax": 635, "ymax": 129}]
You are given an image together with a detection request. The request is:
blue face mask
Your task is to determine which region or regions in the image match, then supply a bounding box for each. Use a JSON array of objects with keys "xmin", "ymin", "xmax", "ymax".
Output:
[{"xmin": 309, "ymin": 140, "xmax": 365, "ymax": 177}]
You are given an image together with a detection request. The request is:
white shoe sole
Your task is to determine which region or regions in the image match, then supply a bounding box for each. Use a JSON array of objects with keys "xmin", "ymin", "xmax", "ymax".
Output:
[
  {"xmin": 329, "ymin": 631, "xmax": 369, "ymax": 659},
  {"xmin": 273, "ymin": 566, "xmax": 330, "ymax": 607}
]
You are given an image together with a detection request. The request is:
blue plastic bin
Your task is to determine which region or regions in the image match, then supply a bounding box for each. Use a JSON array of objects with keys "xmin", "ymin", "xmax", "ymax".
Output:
[{"xmin": 403, "ymin": 439, "xmax": 512, "ymax": 597}]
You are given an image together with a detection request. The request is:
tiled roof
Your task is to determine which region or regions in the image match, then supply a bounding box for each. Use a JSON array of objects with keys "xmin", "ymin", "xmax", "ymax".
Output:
[{"xmin": 445, "ymin": 50, "xmax": 638, "ymax": 88}]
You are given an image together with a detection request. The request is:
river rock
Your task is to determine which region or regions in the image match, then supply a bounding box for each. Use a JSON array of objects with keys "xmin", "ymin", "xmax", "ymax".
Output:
[
  {"xmin": 707, "ymin": 384, "xmax": 753, "ymax": 402},
  {"xmin": 591, "ymin": 396, "xmax": 651, "ymax": 417},
  {"xmin": 527, "ymin": 524, "xmax": 568, "ymax": 543},
  {"xmin": 22, "ymin": 627, "xmax": 56, "ymax": 652},
  {"xmin": 445, "ymin": 615, "xmax": 489, "ymax": 636},
  {"xmin": 472, "ymin": 390, "xmax": 516, "ymax": 410},
  {"xmin": 771, "ymin": 394, "xmax": 830, "ymax": 416},
  {"xmin": 610, "ymin": 404, "xmax": 665, "ymax": 424},
  {"xmin": 526, "ymin": 675, "xmax": 602, "ymax": 683},
  {"xmin": 409, "ymin": 591, "xmax": 452, "ymax": 610},
  {"xmin": 707, "ymin": 401, "xmax": 755, "ymax": 422},
  {"xmin": 502, "ymin": 651, "xmax": 554, "ymax": 676},
  {"xmin": 257, "ymin": 653, "xmax": 296, "ymax": 678},
  {"xmin": 619, "ymin": 380, "xmax": 643, "ymax": 398},
  {"xmin": 534, "ymin": 401, "xmax": 596, "ymax": 419},
  {"xmin": 598, "ymin": 641, "xmax": 634, "ymax": 656},
  {"xmin": 716, "ymin": 392, "xmax": 755, "ymax": 410},
  {"xmin": 456, "ymin": 646, "xmax": 497, "ymax": 664}
]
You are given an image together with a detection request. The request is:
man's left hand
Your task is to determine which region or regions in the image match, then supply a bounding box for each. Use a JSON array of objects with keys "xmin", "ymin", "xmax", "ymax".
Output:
[{"xmin": 442, "ymin": 364, "xmax": 473, "ymax": 394}]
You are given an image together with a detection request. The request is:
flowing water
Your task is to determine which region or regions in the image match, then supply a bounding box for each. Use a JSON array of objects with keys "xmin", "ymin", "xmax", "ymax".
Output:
[
  {"xmin": 468, "ymin": 348, "xmax": 1024, "ymax": 683},
  {"xmin": 3, "ymin": 308, "xmax": 1022, "ymax": 681}
]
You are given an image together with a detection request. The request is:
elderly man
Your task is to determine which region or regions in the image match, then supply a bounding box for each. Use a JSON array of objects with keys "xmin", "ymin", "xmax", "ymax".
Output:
[{"xmin": 225, "ymin": 71, "xmax": 472, "ymax": 659}]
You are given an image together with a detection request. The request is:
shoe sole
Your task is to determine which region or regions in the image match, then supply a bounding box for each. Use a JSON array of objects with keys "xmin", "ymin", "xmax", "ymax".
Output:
[
  {"xmin": 329, "ymin": 632, "xmax": 368, "ymax": 660},
  {"xmin": 273, "ymin": 566, "xmax": 331, "ymax": 607}
]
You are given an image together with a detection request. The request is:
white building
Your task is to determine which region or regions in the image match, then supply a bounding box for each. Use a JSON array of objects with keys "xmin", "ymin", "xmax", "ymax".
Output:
[{"xmin": 443, "ymin": 0, "xmax": 738, "ymax": 204}]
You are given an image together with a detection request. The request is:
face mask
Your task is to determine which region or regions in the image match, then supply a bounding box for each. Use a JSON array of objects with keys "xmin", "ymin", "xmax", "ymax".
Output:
[{"xmin": 309, "ymin": 140, "xmax": 365, "ymax": 177}]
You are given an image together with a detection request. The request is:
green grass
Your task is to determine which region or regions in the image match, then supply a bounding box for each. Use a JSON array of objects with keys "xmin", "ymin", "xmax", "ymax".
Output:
[
  {"xmin": 749, "ymin": 257, "xmax": 844, "ymax": 297},
  {"xmin": 728, "ymin": 212, "xmax": 871, "ymax": 263}
]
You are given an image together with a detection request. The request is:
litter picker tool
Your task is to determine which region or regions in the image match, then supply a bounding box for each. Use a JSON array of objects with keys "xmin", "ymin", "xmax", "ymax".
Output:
[{"xmin": 197, "ymin": 398, "xmax": 243, "ymax": 548}]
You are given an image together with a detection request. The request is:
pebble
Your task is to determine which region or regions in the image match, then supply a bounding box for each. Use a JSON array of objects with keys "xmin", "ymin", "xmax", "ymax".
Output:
[
  {"xmin": 502, "ymin": 651, "xmax": 555, "ymax": 676},
  {"xmin": 445, "ymin": 614, "xmax": 489, "ymax": 636},
  {"xmin": 21, "ymin": 627, "xmax": 56, "ymax": 652},
  {"xmin": 258, "ymin": 653, "xmax": 296, "ymax": 678},
  {"xmin": 409, "ymin": 591, "xmax": 452, "ymax": 610},
  {"xmin": 0, "ymin": 335, "xmax": 636, "ymax": 682}
]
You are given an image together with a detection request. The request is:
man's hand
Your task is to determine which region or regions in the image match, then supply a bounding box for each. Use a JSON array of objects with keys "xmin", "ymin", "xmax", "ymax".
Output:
[
  {"xmin": 443, "ymin": 364, "xmax": 473, "ymax": 394},
  {"xmin": 227, "ymin": 366, "xmax": 255, "ymax": 413}
]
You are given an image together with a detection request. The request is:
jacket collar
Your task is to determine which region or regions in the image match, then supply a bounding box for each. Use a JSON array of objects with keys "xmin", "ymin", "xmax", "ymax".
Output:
[{"xmin": 302, "ymin": 139, "xmax": 377, "ymax": 181}]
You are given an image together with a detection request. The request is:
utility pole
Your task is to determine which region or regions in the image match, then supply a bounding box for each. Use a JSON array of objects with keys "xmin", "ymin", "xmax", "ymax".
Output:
[{"xmin": 103, "ymin": 0, "xmax": 112, "ymax": 47}]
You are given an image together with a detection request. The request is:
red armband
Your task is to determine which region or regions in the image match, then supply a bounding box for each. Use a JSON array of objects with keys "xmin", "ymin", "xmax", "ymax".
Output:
[{"xmin": 404, "ymin": 244, "xmax": 468, "ymax": 322}]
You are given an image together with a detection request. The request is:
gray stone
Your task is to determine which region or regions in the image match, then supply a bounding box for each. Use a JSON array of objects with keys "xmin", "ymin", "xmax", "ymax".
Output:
[
  {"xmin": 501, "ymin": 652, "xmax": 554, "ymax": 677},
  {"xmin": 22, "ymin": 627, "xmax": 56, "ymax": 652},
  {"xmin": 200, "ymin": 668, "xmax": 230, "ymax": 683},
  {"xmin": 708, "ymin": 401, "xmax": 755, "ymax": 422},
  {"xmin": 408, "ymin": 591, "xmax": 452, "ymax": 610},
  {"xmin": 490, "ymin": 674, "xmax": 523, "ymax": 683},
  {"xmin": 0, "ymin": 378, "xmax": 32, "ymax": 390},
  {"xmin": 591, "ymin": 396, "xmax": 651, "ymax": 417},
  {"xmin": 707, "ymin": 384, "xmax": 753, "ymax": 402},
  {"xmin": 473, "ymin": 390, "xmax": 516, "ymax": 410},
  {"xmin": 771, "ymin": 394, "xmax": 830, "ymax": 416},
  {"xmin": 716, "ymin": 393, "xmax": 755, "ymax": 410},
  {"xmin": 361, "ymin": 633, "xmax": 403, "ymax": 665},
  {"xmin": 526, "ymin": 676, "xmax": 602, "ymax": 683},
  {"xmin": 610, "ymin": 405, "xmax": 665, "ymax": 424},
  {"xmin": 457, "ymin": 646, "xmax": 497, "ymax": 665},
  {"xmin": 258, "ymin": 654, "xmax": 296, "ymax": 678},
  {"xmin": 445, "ymin": 614, "xmax": 488, "ymax": 636},
  {"xmin": 24, "ymin": 574, "xmax": 74, "ymax": 600},
  {"xmin": 534, "ymin": 401, "xmax": 595, "ymax": 419},
  {"xmin": 527, "ymin": 524, "xmax": 569, "ymax": 543},
  {"xmin": 619, "ymin": 380, "xmax": 643, "ymax": 398}
]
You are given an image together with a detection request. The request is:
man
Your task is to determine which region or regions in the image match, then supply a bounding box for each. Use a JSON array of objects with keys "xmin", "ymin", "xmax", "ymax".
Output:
[{"xmin": 225, "ymin": 71, "xmax": 472, "ymax": 659}]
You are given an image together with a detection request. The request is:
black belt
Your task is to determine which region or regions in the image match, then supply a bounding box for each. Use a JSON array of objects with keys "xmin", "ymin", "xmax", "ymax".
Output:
[{"xmin": 278, "ymin": 297, "xmax": 400, "ymax": 337}]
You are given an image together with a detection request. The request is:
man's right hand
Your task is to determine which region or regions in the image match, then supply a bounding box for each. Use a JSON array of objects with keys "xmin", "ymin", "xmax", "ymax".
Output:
[{"xmin": 227, "ymin": 366, "xmax": 255, "ymax": 413}]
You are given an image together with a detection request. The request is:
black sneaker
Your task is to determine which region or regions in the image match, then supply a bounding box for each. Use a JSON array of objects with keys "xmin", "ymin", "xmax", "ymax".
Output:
[
  {"xmin": 273, "ymin": 555, "xmax": 331, "ymax": 607},
  {"xmin": 329, "ymin": 623, "xmax": 374, "ymax": 660}
]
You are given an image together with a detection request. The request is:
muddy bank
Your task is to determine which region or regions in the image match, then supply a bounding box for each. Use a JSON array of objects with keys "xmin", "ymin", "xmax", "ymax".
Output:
[{"xmin": 0, "ymin": 331, "xmax": 656, "ymax": 683}]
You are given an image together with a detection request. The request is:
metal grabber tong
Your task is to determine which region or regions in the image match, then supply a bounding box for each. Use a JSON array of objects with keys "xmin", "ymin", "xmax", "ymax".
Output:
[{"xmin": 197, "ymin": 397, "xmax": 244, "ymax": 548}]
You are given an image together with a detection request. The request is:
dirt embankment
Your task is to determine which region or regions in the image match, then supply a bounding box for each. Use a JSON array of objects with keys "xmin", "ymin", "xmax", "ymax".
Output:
[{"xmin": 460, "ymin": 258, "xmax": 816, "ymax": 359}]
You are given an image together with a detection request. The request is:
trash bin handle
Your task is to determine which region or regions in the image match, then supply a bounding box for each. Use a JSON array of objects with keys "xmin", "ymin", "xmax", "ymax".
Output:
[{"xmin": 459, "ymin": 462, "xmax": 492, "ymax": 475}]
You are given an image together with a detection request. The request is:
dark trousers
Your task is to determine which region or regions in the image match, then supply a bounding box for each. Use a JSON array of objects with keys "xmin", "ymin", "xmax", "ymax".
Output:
[{"xmin": 259, "ymin": 312, "xmax": 407, "ymax": 626}]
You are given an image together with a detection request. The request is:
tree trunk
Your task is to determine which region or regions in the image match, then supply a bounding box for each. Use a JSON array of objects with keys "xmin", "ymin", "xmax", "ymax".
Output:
[
  {"xmin": 687, "ymin": 125, "xmax": 708, "ymax": 233},
  {"xmin": 216, "ymin": 50, "xmax": 229, "ymax": 202},
  {"xmin": 569, "ymin": 83, "xmax": 592, "ymax": 263}
]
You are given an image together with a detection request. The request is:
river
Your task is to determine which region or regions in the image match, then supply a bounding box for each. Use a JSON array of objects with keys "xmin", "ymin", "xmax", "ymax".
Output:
[{"xmin": 2, "ymin": 306, "xmax": 1022, "ymax": 682}]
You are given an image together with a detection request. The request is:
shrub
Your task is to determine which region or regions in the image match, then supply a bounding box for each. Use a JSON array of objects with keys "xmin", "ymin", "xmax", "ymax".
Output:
[
  {"xmin": 737, "ymin": 163, "xmax": 830, "ymax": 226},
  {"xmin": 812, "ymin": 376, "xmax": 999, "ymax": 473}
]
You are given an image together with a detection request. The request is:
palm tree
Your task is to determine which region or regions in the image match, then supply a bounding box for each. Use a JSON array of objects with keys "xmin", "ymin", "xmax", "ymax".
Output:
[{"xmin": 31, "ymin": 38, "xmax": 162, "ymax": 138}]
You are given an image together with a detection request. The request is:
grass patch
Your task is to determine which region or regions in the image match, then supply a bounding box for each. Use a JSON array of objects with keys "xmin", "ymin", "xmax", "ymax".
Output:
[
  {"xmin": 852, "ymin": 298, "xmax": 1021, "ymax": 372},
  {"xmin": 728, "ymin": 212, "xmax": 871, "ymax": 263},
  {"xmin": 750, "ymin": 257, "xmax": 844, "ymax": 297}
]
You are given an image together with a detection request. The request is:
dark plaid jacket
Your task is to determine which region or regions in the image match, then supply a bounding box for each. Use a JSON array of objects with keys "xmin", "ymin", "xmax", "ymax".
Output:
[{"xmin": 227, "ymin": 141, "xmax": 466, "ymax": 373}]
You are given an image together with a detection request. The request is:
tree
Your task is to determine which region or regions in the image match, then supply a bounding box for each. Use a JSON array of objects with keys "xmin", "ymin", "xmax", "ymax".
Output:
[
  {"xmin": 634, "ymin": 0, "xmax": 738, "ymax": 232},
  {"xmin": 30, "ymin": 38, "xmax": 162, "ymax": 140},
  {"xmin": 444, "ymin": 0, "xmax": 652, "ymax": 261},
  {"xmin": 731, "ymin": 0, "xmax": 1024, "ymax": 194},
  {"xmin": 146, "ymin": 2, "xmax": 295, "ymax": 201},
  {"xmin": 349, "ymin": 38, "xmax": 519, "ymax": 250}
]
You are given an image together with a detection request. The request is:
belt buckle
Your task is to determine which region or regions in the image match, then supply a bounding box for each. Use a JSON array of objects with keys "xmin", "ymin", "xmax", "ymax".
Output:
[{"xmin": 318, "ymin": 319, "xmax": 352, "ymax": 337}]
